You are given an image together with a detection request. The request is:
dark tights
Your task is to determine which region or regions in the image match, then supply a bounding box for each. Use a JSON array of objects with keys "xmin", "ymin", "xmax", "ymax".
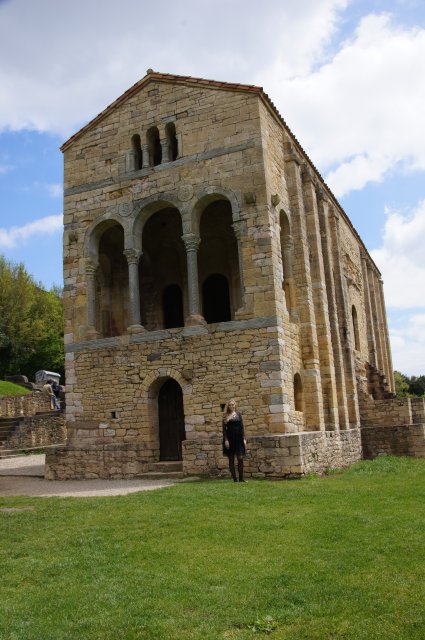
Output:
[{"xmin": 229, "ymin": 455, "xmax": 244, "ymax": 482}]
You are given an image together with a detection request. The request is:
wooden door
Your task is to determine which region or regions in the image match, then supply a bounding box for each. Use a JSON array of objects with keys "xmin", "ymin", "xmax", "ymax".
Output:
[{"xmin": 158, "ymin": 379, "xmax": 185, "ymax": 461}]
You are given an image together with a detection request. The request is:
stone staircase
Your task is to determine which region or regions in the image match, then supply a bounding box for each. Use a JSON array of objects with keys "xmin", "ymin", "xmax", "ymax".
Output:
[
  {"xmin": 141, "ymin": 460, "xmax": 184, "ymax": 479},
  {"xmin": 366, "ymin": 362, "xmax": 396, "ymax": 400},
  {"xmin": 0, "ymin": 417, "xmax": 22, "ymax": 457}
]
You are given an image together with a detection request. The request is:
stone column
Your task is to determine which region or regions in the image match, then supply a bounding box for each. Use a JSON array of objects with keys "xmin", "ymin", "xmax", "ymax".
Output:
[
  {"xmin": 360, "ymin": 253, "xmax": 377, "ymax": 368},
  {"xmin": 328, "ymin": 209, "xmax": 360, "ymax": 428},
  {"xmin": 368, "ymin": 269, "xmax": 384, "ymax": 373},
  {"xmin": 124, "ymin": 249, "xmax": 144, "ymax": 332},
  {"xmin": 284, "ymin": 151, "xmax": 324, "ymax": 431},
  {"xmin": 85, "ymin": 258, "xmax": 99, "ymax": 339},
  {"xmin": 182, "ymin": 233, "xmax": 206, "ymax": 326},
  {"xmin": 142, "ymin": 144, "xmax": 150, "ymax": 169},
  {"xmin": 160, "ymin": 139, "xmax": 170, "ymax": 163},
  {"xmin": 125, "ymin": 149, "xmax": 137, "ymax": 173},
  {"xmin": 301, "ymin": 169, "xmax": 339, "ymax": 431},
  {"xmin": 232, "ymin": 221, "xmax": 245, "ymax": 311},
  {"xmin": 378, "ymin": 278, "xmax": 395, "ymax": 393},
  {"xmin": 317, "ymin": 190, "xmax": 349, "ymax": 429}
]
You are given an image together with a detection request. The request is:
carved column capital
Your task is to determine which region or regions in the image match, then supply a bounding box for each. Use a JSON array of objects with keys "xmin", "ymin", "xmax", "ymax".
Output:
[
  {"xmin": 123, "ymin": 248, "xmax": 141, "ymax": 265},
  {"xmin": 182, "ymin": 233, "xmax": 201, "ymax": 253},
  {"xmin": 84, "ymin": 258, "xmax": 98, "ymax": 276},
  {"xmin": 231, "ymin": 221, "xmax": 245, "ymax": 240},
  {"xmin": 301, "ymin": 164, "xmax": 316, "ymax": 186}
]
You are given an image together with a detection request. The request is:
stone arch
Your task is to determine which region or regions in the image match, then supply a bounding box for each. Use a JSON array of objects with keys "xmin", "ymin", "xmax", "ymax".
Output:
[
  {"xmin": 136, "ymin": 205, "xmax": 186, "ymax": 331},
  {"xmin": 191, "ymin": 186, "xmax": 241, "ymax": 236},
  {"xmin": 142, "ymin": 369, "xmax": 192, "ymax": 462},
  {"xmin": 194, "ymin": 192, "xmax": 242, "ymax": 321},
  {"xmin": 84, "ymin": 215, "xmax": 126, "ymax": 262},
  {"xmin": 132, "ymin": 196, "xmax": 183, "ymax": 254}
]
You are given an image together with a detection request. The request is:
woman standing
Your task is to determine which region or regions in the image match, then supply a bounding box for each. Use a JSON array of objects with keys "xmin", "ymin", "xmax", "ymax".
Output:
[{"xmin": 222, "ymin": 399, "xmax": 247, "ymax": 482}]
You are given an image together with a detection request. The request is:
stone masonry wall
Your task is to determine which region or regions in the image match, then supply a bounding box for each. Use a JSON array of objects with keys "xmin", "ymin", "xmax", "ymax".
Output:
[
  {"xmin": 0, "ymin": 393, "xmax": 51, "ymax": 418},
  {"xmin": 4, "ymin": 414, "xmax": 66, "ymax": 452},
  {"xmin": 183, "ymin": 429, "xmax": 361, "ymax": 479}
]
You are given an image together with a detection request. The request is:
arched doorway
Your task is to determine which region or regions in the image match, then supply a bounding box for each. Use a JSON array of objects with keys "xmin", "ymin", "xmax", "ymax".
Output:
[{"xmin": 158, "ymin": 379, "xmax": 185, "ymax": 461}]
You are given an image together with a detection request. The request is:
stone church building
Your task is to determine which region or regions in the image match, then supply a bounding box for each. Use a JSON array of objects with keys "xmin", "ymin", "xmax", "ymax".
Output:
[{"xmin": 46, "ymin": 71, "xmax": 425, "ymax": 480}]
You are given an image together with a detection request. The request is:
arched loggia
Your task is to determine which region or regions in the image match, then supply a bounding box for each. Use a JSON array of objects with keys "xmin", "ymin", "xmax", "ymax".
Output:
[{"xmin": 198, "ymin": 199, "xmax": 241, "ymax": 323}]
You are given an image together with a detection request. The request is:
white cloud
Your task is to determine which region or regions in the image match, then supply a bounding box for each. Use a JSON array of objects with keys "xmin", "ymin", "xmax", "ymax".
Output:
[
  {"xmin": 0, "ymin": 215, "xmax": 62, "ymax": 248},
  {"xmin": 267, "ymin": 13, "xmax": 425, "ymax": 196},
  {"xmin": 370, "ymin": 199, "xmax": 425, "ymax": 309},
  {"xmin": 390, "ymin": 314, "xmax": 425, "ymax": 375},
  {"xmin": 0, "ymin": 0, "xmax": 347, "ymax": 138}
]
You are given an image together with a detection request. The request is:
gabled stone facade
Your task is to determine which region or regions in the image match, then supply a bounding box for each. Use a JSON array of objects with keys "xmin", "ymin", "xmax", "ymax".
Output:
[{"xmin": 46, "ymin": 71, "xmax": 423, "ymax": 480}]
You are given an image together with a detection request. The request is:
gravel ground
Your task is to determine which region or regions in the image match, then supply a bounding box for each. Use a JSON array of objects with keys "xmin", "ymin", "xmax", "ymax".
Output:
[{"xmin": 0, "ymin": 454, "xmax": 184, "ymax": 497}]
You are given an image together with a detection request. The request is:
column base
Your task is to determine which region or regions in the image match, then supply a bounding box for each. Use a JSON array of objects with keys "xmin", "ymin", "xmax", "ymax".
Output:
[
  {"xmin": 185, "ymin": 314, "xmax": 207, "ymax": 327},
  {"xmin": 127, "ymin": 324, "xmax": 145, "ymax": 334}
]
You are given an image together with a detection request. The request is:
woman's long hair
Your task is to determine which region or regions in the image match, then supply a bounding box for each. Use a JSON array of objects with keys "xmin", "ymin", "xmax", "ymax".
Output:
[{"xmin": 223, "ymin": 398, "xmax": 237, "ymax": 422}]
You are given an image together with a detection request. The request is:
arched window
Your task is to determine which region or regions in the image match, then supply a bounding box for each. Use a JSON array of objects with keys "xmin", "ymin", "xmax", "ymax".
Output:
[
  {"xmin": 146, "ymin": 127, "xmax": 162, "ymax": 166},
  {"xmin": 352, "ymin": 305, "xmax": 360, "ymax": 350},
  {"xmin": 202, "ymin": 274, "xmax": 231, "ymax": 324},
  {"xmin": 163, "ymin": 284, "xmax": 184, "ymax": 329},
  {"xmin": 294, "ymin": 373, "xmax": 304, "ymax": 412},
  {"xmin": 165, "ymin": 122, "xmax": 178, "ymax": 161},
  {"xmin": 131, "ymin": 134, "xmax": 143, "ymax": 170}
]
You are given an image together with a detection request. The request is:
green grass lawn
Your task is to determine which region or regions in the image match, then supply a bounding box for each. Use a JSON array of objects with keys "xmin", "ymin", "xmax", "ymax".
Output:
[
  {"xmin": 0, "ymin": 380, "xmax": 31, "ymax": 397},
  {"xmin": 1, "ymin": 456, "xmax": 425, "ymax": 640}
]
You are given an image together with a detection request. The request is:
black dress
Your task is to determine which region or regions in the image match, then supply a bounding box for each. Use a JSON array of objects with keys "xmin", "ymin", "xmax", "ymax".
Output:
[{"xmin": 222, "ymin": 411, "xmax": 246, "ymax": 457}]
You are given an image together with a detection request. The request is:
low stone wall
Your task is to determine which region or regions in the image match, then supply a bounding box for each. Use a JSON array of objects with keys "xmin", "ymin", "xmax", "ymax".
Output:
[
  {"xmin": 359, "ymin": 395, "xmax": 424, "ymax": 428},
  {"xmin": 45, "ymin": 443, "xmax": 155, "ymax": 480},
  {"xmin": 183, "ymin": 429, "xmax": 362, "ymax": 479},
  {"xmin": 45, "ymin": 429, "xmax": 362, "ymax": 480},
  {"xmin": 0, "ymin": 393, "xmax": 51, "ymax": 418},
  {"xmin": 361, "ymin": 423, "xmax": 425, "ymax": 459},
  {"xmin": 4, "ymin": 414, "xmax": 66, "ymax": 452}
]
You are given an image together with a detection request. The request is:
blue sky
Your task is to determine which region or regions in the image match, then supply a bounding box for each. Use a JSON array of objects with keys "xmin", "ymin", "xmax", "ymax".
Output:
[{"xmin": 0, "ymin": 0, "xmax": 424, "ymax": 375}]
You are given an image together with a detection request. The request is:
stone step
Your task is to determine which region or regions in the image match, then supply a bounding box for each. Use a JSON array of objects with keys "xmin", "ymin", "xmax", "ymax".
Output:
[
  {"xmin": 138, "ymin": 471, "xmax": 184, "ymax": 480},
  {"xmin": 149, "ymin": 461, "xmax": 183, "ymax": 473}
]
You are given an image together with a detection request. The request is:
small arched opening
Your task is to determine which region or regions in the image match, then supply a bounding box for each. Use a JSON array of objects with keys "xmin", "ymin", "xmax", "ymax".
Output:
[
  {"xmin": 165, "ymin": 122, "xmax": 178, "ymax": 161},
  {"xmin": 163, "ymin": 284, "xmax": 184, "ymax": 329},
  {"xmin": 158, "ymin": 378, "xmax": 186, "ymax": 461},
  {"xmin": 202, "ymin": 274, "xmax": 231, "ymax": 324},
  {"xmin": 131, "ymin": 134, "xmax": 143, "ymax": 170},
  {"xmin": 294, "ymin": 373, "xmax": 304, "ymax": 412},
  {"xmin": 146, "ymin": 126, "xmax": 162, "ymax": 166},
  {"xmin": 352, "ymin": 305, "xmax": 360, "ymax": 350}
]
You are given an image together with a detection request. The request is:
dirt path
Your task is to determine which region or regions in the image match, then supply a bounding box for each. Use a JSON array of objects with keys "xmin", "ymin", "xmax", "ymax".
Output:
[{"xmin": 0, "ymin": 454, "xmax": 182, "ymax": 497}]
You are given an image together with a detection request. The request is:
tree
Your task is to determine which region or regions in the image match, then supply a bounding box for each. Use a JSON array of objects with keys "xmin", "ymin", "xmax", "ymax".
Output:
[
  {"xmin": 394, "ymin": 371, "xmax": 410, "ymax": 397},
  {"xmin": 0, "ymin": 256, "xmax": 64, "ymax": 380}
]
